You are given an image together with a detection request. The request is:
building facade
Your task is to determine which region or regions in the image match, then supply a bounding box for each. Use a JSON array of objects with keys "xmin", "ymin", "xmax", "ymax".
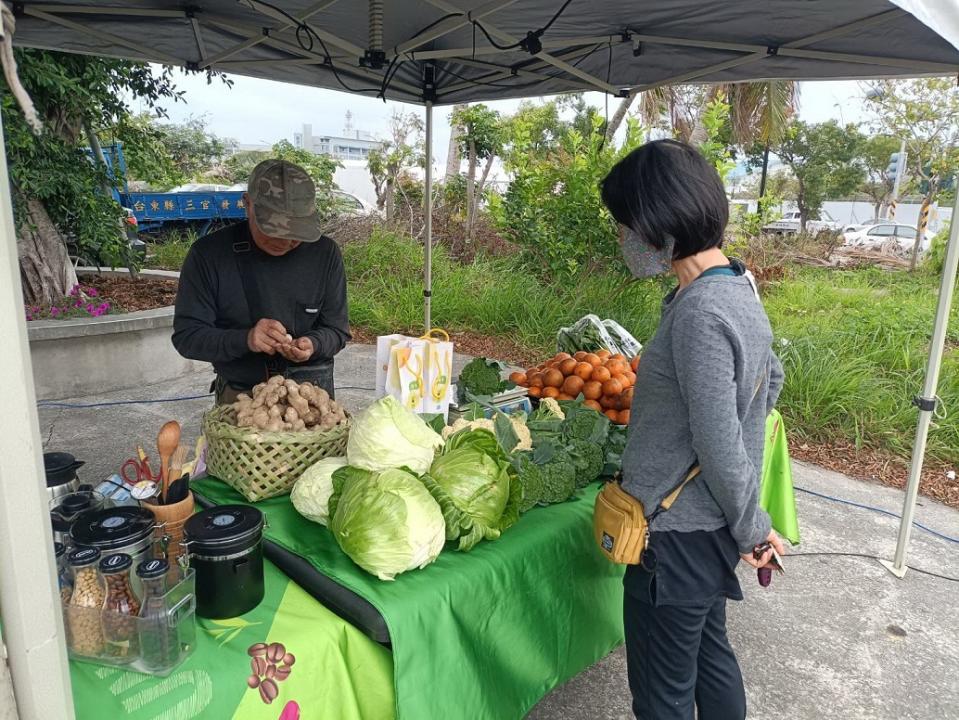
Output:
[{"xmin": 293, "ymin": 123, "xmax": 381, "ymax": 161}]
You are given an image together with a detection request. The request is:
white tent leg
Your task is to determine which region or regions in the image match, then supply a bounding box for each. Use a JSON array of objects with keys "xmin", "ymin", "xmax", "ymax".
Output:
[
  {"xmin": 880, "ymin": 188, "xmax": 959, "ymax": 578},
  {"xmin": 424, "ymin": 100, "xmax": 433, "ymax": 332},
  {"xmin": 0, "ymin": 121, "xmax": 76, "ymax": 712}
]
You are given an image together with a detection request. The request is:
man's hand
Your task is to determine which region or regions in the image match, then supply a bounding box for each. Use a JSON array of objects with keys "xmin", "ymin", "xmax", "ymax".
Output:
[
  {"xmin": 247, "ymin": 319, "xmax": 292, "ymax": 355},
  {"xmin": 741, "ymin": 529, "xmax": 785, "ymax": 569},
  {"xmin": 277, "ymin": 336, "xmax": 314, "ymax": 363}
]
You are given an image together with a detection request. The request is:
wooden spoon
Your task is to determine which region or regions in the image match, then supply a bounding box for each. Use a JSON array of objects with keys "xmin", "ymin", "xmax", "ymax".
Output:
[{"xmin": 156, "ymin": 421, "xmax": 181, "ymax": 503}]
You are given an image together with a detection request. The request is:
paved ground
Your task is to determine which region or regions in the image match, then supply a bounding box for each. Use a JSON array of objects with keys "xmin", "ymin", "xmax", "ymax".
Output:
[{"xmin": 36, "ymin": 344, "xmax": 959, "ymax": 720}]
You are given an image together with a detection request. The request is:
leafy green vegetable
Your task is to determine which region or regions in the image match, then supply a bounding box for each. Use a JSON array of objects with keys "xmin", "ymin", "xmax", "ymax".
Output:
[
  {"xmin": 602, "ymin": 424, "xmax": 628, "ymax": 478},
  {"xmin": 290, "ymin": 456, "xmax": 348, "ymax": 526},
  {"xmin": 458, "ymin": 357, "xmax": 514, "ymax": 400},
  {"xmin": 347, "ymin": 396, "xmax": 444, "ymax": 475},
  {"xmin": 328, "ymin": 466, "xmax": 446, "ymax": 581},
  {"xmin": 513, "ymin": 445, "xmax": 577, "ymax": 506},
  {"xmin": 422, "ymin": 429, "xmax": 520, "ymax": 551}
]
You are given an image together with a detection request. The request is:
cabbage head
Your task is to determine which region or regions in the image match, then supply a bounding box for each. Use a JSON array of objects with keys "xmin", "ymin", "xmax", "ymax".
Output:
[
  {"xmin": 347, "ymin": 396, "xmax": 444, "ymax": 475},
  {"xmin": 329, "ymin": 466, "xmax": 446, "ymax": 581},
  {"xmin": 422, "ymin": 429, "xmax": 521, "ymax": 552},
  {"xmin": 290, "ymin": 456, "xmax": 348, "ymax": 526}
]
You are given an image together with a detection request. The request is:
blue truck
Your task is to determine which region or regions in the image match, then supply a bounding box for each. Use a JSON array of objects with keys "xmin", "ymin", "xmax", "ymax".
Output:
[{"xmin": 94, "ymin": 142, "xmax": 247, "ymax": 234}]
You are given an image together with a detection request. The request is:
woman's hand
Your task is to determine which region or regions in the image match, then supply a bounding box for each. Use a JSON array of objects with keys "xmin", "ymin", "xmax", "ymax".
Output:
[{"xmin": 740, "ymin": 530, "xmax": 785, "ymax": 569}]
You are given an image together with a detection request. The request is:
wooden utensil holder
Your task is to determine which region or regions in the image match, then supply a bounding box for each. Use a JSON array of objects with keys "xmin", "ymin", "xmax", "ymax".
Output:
[{"xmin": 147, "ymin": 491, "xmax": 195, "ymax": 579}]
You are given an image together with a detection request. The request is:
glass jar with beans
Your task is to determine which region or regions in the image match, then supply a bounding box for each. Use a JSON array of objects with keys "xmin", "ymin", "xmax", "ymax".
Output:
[
  {"xmin": 99, "ymin": 553, "xmax": 141, "ymax": 661},
  {"xmin": 66, "ymin": 547, "xmax": 105, "ymax": 655},
  {"xmin": 55, "ymin": 542, "xmax": 73, "ymax": 603}
]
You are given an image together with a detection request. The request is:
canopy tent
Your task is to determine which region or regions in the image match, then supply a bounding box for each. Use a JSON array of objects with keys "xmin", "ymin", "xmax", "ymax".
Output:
[{"xmin": 1, "ymin": 1, "xmax": 958, "ymax": 718}]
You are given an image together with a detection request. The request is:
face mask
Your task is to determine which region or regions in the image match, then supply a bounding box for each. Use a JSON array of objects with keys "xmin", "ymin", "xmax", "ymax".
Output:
[{"xmin": 620, "ymin": 227, "xmax": 675, "ymax": 278}]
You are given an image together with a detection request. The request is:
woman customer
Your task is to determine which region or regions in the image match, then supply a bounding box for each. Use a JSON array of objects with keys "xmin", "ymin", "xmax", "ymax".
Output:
[{"xmin": 600, "ymin": 139, "xmax": 785, "ymax": 720}]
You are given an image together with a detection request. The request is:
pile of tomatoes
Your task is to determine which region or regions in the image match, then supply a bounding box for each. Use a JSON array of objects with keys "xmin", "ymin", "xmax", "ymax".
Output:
[{"xmin": 509, "ymin": 350, "xmax": 641, "ymax": 425}]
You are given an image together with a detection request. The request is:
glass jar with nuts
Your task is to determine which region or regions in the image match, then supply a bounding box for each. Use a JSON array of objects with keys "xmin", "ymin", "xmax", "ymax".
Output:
[
  {"xmin": 66, "ymin": 547, "xmax": 105, "ymax": 656},
  {"xmin": 99, "ymin": 553, "xmax": 141, "ymax": 661}
]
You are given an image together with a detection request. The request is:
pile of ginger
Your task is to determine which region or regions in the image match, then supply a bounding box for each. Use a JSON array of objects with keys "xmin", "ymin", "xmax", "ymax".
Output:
[{"xmin": 233, "ymin": 376, "xmax": 347, "ymax": 432}]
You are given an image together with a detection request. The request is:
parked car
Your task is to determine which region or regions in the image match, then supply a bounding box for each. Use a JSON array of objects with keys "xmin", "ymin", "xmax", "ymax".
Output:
[
  {"xmin": 330, "ymin": 190, "xmax": 380, "ymax": 216},
  {"xmin": 842, "ymin": 222, "xmax": 919, "ymax": 252},
  {"xmin": 762, "ymin": 210, "xmax": 842, "ymax": 235},
  {"xmin": 842, "ymin": 217, "xmax": 884, "ymax": 234}
]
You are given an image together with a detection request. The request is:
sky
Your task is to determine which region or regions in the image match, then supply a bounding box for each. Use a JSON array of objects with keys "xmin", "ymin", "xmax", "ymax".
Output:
[{"xmin": 149, "ymin": 70, "xmax": 870, "ymax": 171}]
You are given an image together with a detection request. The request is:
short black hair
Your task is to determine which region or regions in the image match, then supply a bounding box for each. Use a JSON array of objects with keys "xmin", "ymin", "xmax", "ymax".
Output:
[{"xmin": 601, "ymin": 139, "xmax": 729, "ymax": 260}]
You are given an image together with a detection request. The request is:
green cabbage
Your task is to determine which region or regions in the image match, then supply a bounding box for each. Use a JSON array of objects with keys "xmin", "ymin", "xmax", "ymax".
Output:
[
  {"xmin": 329, "ymin": 466, "xmax": 446, "ymax": 581},
  {"xmin": 347, "ymin": 396, "xmax": 444, "ymax": 475},
  {"xmin": 290, "ymin": 456, "xmax": 348, "ymax": 526},
  {"xmin": 422, "ymin": 429, "xmax": 521, "ymax": 551}
]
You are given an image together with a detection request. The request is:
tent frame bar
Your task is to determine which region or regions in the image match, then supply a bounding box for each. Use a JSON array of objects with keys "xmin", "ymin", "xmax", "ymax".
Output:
[
  {"xmin": 881, "ymin": 187, "xmax": 959, "ymax": 577},
  {"xmin": 424, "ymin": 101, "xmax": 433, "ymax": 332}
]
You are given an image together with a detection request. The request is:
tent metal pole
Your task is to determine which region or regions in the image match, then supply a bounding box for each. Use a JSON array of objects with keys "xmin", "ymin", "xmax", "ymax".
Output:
[
  {"xmin": 424, "ymin": 100, "xmax": 433, "ymax": 333},
  {"xmin": 881, "ymin": 188, "xmax": 959, "ymax": 578},
  {"xmin": 0, "ymin": 118, "xmax": 76, "ymax": 715}
]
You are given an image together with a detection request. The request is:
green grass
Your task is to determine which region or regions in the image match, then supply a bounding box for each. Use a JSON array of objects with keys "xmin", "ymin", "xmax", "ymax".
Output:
[
  {"xmin": 344, "ymin": 231, "xmax": 959, "ymax": 464},
  {"xmin": 143, "ymin": 227, "xmax": 199, "ymax": 271}
]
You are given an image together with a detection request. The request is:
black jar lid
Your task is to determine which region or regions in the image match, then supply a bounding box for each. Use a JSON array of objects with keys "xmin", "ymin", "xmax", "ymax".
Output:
[
  {"xmin": 99, "ymin": 553, "xmax": 133, "ymax": 574},
  {"xmin": 54, "ymin": 541, "xmax": 65, "ymax": 558},
  {"xmin": 68, "ymin": 546, "xmax": 101, "ymax": 567},
  {"xmin": 51, "ymin": 512, "xmax": 72, "ymax": 533},
  {"xmin": 184, "ymin": 505, "xmax": 263, "ymax": 554},
  {"xmin": 56, "ymin": 491, "xmax": 97, "ymax": 516},
  {"xmin": 43, "ymin": 452, "xmax": 84, "ymax": 487},
  {"xmin": 71, "ymin": 507, "xmax": 155, "ymax": 550},
  {"xmin": 136, "ymin": 558, "xmax": 169, "ymax": 579}
]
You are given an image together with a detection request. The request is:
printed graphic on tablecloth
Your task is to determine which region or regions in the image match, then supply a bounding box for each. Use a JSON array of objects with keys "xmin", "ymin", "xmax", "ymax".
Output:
[{"xmin": 246, "ymin": 641, "xmax": 297, "ymax": 706}]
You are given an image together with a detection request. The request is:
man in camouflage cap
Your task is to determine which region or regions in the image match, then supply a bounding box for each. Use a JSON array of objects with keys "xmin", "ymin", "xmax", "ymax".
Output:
[{"xmin": 173, "ymin": 159, "xmax": 350, "ymax": 404}]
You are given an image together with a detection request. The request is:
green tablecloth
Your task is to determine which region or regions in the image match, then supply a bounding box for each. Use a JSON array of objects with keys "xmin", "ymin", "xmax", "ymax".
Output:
[
  {"xmin": 70, "ymin": 559, "xmax": 395, "ymax": 720},
  {"xmin": 193, "ymin": 480, "xmax": 626, "ymax": 720}
]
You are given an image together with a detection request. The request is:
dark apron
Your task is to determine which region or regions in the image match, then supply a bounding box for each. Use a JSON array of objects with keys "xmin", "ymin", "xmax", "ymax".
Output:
[{"xmin": 214, "ymin": 240, "xmax": 336, "ymax": 405}]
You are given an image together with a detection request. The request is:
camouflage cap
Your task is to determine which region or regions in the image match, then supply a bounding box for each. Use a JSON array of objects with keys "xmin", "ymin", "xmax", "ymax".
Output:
[{"xmin": 248, "ymin": 159, "xmax": 322, "ymax": 242}]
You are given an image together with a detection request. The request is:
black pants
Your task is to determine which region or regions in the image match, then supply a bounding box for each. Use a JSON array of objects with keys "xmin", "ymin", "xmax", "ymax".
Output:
[{"xmin": 623, "ymin": 586, "xmax": 746, "ymax": 720}]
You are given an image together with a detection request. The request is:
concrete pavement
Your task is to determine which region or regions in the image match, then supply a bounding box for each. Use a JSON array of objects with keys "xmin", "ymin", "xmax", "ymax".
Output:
[{"xmin": 35, "ymin": 344, "xmax": 959, "ymax": 720}]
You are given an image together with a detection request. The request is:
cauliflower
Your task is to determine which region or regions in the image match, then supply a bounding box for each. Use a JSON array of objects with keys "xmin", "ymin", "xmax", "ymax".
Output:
[{"xmin": 442, "ymin": 416, "xmax": 532, "ymax": 451}]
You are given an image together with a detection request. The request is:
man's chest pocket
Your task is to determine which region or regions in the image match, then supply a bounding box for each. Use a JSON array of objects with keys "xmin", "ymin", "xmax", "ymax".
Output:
[{"xmin": 294, "ymin": 302, "xmax": 321, "ymax": 336}]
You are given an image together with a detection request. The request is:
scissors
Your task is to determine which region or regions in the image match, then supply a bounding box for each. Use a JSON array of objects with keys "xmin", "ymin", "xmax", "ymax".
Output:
[{"xmin": 121, "ymin": 446, "xmax": 160, "ymax": 500}]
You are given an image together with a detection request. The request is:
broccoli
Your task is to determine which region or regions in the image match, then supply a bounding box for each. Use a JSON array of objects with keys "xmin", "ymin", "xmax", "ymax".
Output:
[
  {"xmin": 458, "ymin": 357, "xmax": 512, "ymax": 399},
  {"xmin": 513, "ymin": 452, "xmax": 576, "ymax": 508},
  {"xmin": 569, "ymin": 439, "xmax": 605, "ymax": 488},
  {"xmin": 563, "ymin": 404, "xmax": 611, "ymax": 443}
]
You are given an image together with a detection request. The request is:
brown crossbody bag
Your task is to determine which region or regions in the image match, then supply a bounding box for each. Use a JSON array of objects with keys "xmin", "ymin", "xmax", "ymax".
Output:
[{"xmin": 594, "ymin": 368, "xmax": 767, "ymax": 565}]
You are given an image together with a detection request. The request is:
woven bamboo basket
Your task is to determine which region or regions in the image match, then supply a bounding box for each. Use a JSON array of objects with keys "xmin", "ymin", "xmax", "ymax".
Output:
[{"xmin": 203, "ymin": 405, "xmax": 350, "ymax": 502}]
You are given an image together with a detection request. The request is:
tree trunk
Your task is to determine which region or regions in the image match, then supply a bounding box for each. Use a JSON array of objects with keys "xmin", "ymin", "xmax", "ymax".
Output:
[
  {"xmin": 445, "ymin": 104, "xmax": 466, "ymax": 180},
  {"xmin": 465, "ymin": 140, "xmax": 477, "ymax": 243},
  {"xmin": 385, "ymin": 178, "xmax": 395, "ymax": 223},
  {"xmin": 910, "ymin": 196, "xmax": 932, "ymax": 271},
  {"xmin": 604, "ymin": 95, "xmax": 635, "ymax": 143},
  {"xmin": 17, "ymin": 198, "xmax": 78, "ymax": 307}
]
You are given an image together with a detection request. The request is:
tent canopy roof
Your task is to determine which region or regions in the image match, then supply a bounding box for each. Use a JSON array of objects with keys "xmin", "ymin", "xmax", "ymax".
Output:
[{"xmin": 10, "ymin": 0, "xmax": 959, "ymax": 106}]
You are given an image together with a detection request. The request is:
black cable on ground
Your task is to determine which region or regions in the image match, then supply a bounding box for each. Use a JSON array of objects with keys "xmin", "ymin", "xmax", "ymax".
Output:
[{"xmin": 787, "ymin": 552, "xmax": 959, "ymax": 583}]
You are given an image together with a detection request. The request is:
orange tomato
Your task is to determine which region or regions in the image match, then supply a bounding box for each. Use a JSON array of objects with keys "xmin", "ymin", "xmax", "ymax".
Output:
[
  {"xmin": 528, "ymin": 372, "xmax": 544, "ymax": 388},
  {"xmin": 527, "ymin": 386, "xmax": 542, "ymax": 398},
  {"xmin": 610, "ymin": 353, "xmax": 627, "ymax": 363},
  {"xmin": 562, "ymin": 375, "xmax": 585, "ymax": 397},
  {"xmin": 585, "ymin": 353, "xmax": 602, "ymax": 367},
  {"xmin": 606, "ymin": 359, "xmax": 628, "ymax": 376},
  {"xmin": 584, "ymin": 399, "xmax": 603, "ymax": 412},
  {"xmin": 559, "ymin": 358, "xmax": 579, "ymax": 376},
  {"xmin": 573, "ymin": 351, "xmax": 588, "ymax": 361},
  {"xmin": 542, "ymin": 386, "xmax": 560, "ymax": 399},
  {"xmin": 604, "ymin": 409, "xmax": 619, "ymax": 422},
  {"xmin": 555, "ymin": 352, "xmax": 572, "ymax": 362},
  {"xmin": 622, "ymin": 387, "xmax": 635, "ymax": 406},
  {"xmin": 630, "ymin": 355, "xmax": 641, "ymax": 372},
  {"xmin": 557, "ymin": 393, "xmax": 574, "ymax": 401},
  {"xmin": 583, "ymin": 380, "xmax": 603, "ymax": 400},
  {"xmin": 509, "ymin": 371, "xmax": 528, "ymax": 386},
  {"xmin": 590, "ymin": 366, "xmax": 611, "ymax": 384},
  {"xmin": 596, "ymin": 349, "xmax": 612, "ymax": 359},
  {"xmin": 623, "ymin": 371, "xmax": 637, "ymax": 387},
  {"xmin": 544, "ymin": 369, "xmax": 564, "ymax": 388},
  {"xmin": 574, "ymin": 362, "xmax": 594, "ymax": 380},
  {"xmin": 603, "ymin": 378, "xmax": 624, "ymax": 397},
  {"xmin": 599, "ymin": 395, "xmax": 615, "ymax": 409},
  {"xmin": 618, "ymin": 409, "xmax": 631, "ymax": 425}
]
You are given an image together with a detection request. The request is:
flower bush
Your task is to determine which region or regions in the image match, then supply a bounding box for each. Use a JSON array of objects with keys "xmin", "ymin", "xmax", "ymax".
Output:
[{"xmin": 25, "ymin": 284, "xmax": 111, "ymax": 321}]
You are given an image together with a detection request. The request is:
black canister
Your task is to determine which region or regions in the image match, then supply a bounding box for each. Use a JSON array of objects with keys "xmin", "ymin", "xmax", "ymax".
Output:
[
  {"xmin": 70, "ymin": 506, "xmax": 158, "ymax": 586},
  {"xmin": 184, "ymin": 506, "xmax": 264, "ymax": 619}
]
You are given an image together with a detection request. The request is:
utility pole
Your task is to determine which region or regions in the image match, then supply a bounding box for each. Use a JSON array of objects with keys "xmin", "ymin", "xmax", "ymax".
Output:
[{"xmin": 886, "ymin": 139, "xmax": 907, "ymax": 220}]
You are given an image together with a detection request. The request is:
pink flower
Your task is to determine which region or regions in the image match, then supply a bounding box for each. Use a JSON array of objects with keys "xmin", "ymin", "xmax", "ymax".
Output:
[
  {"xmin": 87, "ymin": 288, "xmax": 98, "ymax": 297},
  {"xmin": 85, "ymin": 303, "xmax": 95, "ymax": 313},
  {"xmin": 98, "ymin": 302, "xmax": 109, "ymax": 312},
  {"xmin": 68, "ymin": 285, "xmax": 79, "ymax": 297},
  {"xmin": 50, "ymin": 307, "xmax": 61, "ymax": 317}
]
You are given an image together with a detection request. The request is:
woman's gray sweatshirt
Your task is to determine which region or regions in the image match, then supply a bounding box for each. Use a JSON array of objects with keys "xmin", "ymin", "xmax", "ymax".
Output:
[{"xmin": 623, "ymin": 270, "xmax": 784, "ymax": 553}]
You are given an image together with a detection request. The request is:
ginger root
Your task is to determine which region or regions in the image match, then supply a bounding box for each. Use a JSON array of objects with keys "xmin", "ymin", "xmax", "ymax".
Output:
[{"xmin": 229, "ymin": 377, "xmax": 345, "ymax": 432}]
